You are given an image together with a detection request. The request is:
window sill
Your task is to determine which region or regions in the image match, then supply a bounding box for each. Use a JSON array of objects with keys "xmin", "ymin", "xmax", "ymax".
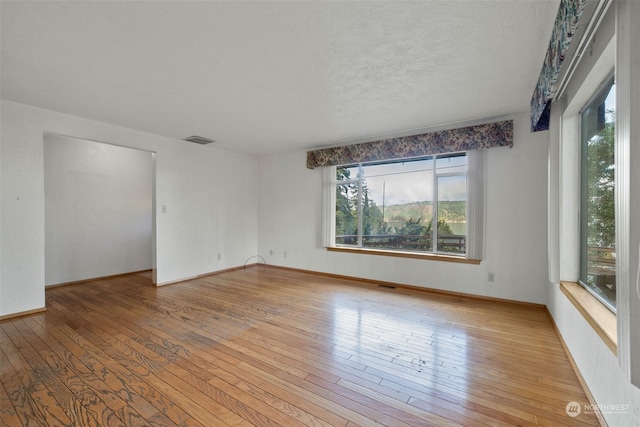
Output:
[
  {"xmin": 327, "ymin": 246, "xmax": 481, "ymax": 265},
  {"xmin": 560, "ymin": 281, "xmax": 617, "ymax": 354}
]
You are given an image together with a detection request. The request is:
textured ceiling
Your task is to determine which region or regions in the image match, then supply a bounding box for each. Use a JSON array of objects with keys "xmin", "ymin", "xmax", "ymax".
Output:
[{"xmin": 1, "ymin": 1, "xmax": 559, "ymax": 156}]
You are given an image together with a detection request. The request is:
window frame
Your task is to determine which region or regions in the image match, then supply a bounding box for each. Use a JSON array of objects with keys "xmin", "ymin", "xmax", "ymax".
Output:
[
  {"xmin": 329, "ymin": 152, "xmax": 473, "ymax": 258},
  {"xmin": 578, "ymin": 73, "xmax": 616, "ymax": 312}
]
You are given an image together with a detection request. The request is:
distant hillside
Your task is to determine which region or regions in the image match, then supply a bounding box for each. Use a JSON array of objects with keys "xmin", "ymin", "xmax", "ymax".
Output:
[{"xmin": 380, "ymin": 201, "xmax": 465, "ymax": 230}]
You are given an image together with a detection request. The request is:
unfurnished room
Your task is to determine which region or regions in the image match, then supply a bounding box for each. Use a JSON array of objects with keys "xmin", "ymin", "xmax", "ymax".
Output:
[{"xmin": 1, "ymin": 1, "xmax": 639, "ymax": 426}]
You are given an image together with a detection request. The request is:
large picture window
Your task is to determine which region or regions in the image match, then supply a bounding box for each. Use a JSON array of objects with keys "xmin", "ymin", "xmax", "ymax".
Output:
[
  {"xmin": 580, "ymin": 75, "xmax": 616, "ymax": 311},
  {"xmin": 333, "ymin": 153, "xmax": 468, "ymax": 256}
]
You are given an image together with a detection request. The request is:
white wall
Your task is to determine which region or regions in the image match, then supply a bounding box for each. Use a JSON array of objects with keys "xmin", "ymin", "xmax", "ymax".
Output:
[
  {"xmin": 0, "ymin": 100, "xmax": 258, "ymax": 317},
  {"xmin": 258, "ymin": 113, "xmax": 549, "ymax": 304},
  {"xmin": 547, "ymin": 283, "xmax": 640, "ymax": 426},
  {"xmin": 545, "ymin": 4, "xmax": 640, "ymax": 425},
  {"xmin": 44, "ymin": 134, "xmax": 153, "ymax": 285}
]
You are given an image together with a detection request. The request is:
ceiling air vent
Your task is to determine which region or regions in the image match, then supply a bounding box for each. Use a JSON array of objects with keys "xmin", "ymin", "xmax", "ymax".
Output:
[{"xmin": 182, "ymin": 135, "xmax": 216, "ymax": 145}]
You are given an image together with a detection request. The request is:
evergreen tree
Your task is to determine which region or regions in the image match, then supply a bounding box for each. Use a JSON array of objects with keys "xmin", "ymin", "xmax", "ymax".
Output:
[
  {"xmin": 361, "ymin": 182, "xmax": 386, "ymax": 237},
  {"xmin": 335, "ymin": 167, "xmax": 358, "ymax": 242},
  {"xmin": 586, "ymin": 115, "xmax": 615, "ymax": 247},
  {"xmin": 399, "ymin": 217, "xmax": 429, "ymax": 236}
]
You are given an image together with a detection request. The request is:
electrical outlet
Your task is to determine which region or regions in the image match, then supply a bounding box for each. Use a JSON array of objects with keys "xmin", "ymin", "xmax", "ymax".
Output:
[
  {"xmin": 488, "ymin": 272, "xmax": 495, "ymax": 282},
  {"xmin": 161, "ymin": 205, "xmax": 167, "ymax": 213},
  {"xmin": 284, "ymin": 251, "xmax": 287, "ymax": 258},
  {"xmin": 217, "ymin": 254, "xmax": 221, "ymax": 260}
]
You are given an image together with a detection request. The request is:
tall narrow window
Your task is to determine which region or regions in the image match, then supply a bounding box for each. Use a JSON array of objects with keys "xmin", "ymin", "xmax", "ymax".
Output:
[
  {"xmin": 435, "ymin": 154, "xmax": 467, "ymax": 254},
  {"xmin": 580, "ymin": 75, "xmax": 616, "ymax": 311}
]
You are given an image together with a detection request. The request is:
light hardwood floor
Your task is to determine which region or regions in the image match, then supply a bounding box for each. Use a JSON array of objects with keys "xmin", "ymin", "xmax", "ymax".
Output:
[{"xmin": 1, "ymin": 266, "xmax": 600, "ymax": 426}]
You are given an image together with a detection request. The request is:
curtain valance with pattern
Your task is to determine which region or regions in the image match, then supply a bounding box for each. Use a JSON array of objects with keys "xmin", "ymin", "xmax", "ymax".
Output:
[
  {"xmin": 530, "ymin": 0, "xmax": 587, "ymax": 132},
  {"xmin": 306, "ymin": 120, "xmax": 513, "ymax": 169}
]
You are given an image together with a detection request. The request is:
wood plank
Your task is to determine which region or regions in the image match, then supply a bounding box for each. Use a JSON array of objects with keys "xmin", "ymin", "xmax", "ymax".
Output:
[
  {"xmin": 1, "ymin": 322, "xmax": 102, "ymax": 426},
  {"xmin": 1, "ymin": 266, "xmax": 601, "ymax": 427},
  {"xmin": 125, "ymin": 316, "xmax": 352, "ymax": 427},
  {"xmin": 23, "ymin": 316, "xmax": 179, "ymax": 427},
  {"xmin": 13, "ymin": 319, "xmax": 151, "ymax": 427},
  {"xmin": 0, "ymin": 380, "xmax": 22, "ymax": 427}
]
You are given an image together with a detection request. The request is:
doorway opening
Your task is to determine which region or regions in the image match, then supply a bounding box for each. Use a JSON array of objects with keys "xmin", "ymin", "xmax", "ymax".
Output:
[{"xmin": 43, "ymin": 133, "xmax": 156, "ymax": 286}]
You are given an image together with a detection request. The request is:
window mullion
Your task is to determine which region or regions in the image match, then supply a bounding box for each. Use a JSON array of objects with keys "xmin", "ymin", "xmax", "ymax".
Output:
[
  {"xmin": 432, "ymin": 162, "xmax": 438, "ymax": 253},
  {"xmin": 357, "ymin": 165, "xmax": 363, "ymax": 247}
]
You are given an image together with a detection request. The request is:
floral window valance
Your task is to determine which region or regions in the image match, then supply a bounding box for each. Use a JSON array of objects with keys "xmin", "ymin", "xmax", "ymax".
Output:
[
  {"xmin": 531, "ymin": 0, "xmax": 587, "ymax": 132},
  {"xmin": 306, "ymin": 120, "xmax": 513, "ymax": 169}
]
